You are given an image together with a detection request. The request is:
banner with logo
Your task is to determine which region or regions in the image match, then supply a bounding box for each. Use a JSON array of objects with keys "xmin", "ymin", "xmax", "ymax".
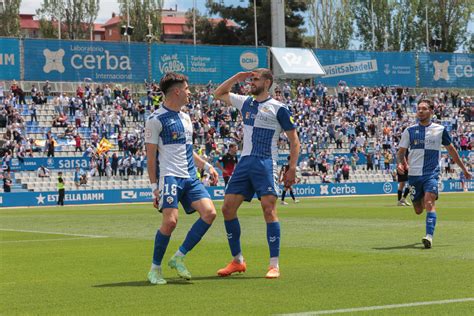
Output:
[
  {"xmin": 152, "ymin": 44, "xmax": 267, "ymax": 84},
  {"xmin": 10, "ymin": 157, "xmax": 90, "ymax": 171},
  {"xmin": 313, "ymin": 49, "xmax": 416, "ymax": 87},
  {"xmin": 418, "ymin": 52, "xmax": 473, "ymax": 88},
  {"xmin": 23, "ymin": 39, "xmax": 148, "ymax": 82},
  {"xmin": 0, "ymin": 38, "xmax": 20, "ymax": 80},
  {"xmin": 1, "ymin": 181, "xmax": 472, "ymax": 207}
]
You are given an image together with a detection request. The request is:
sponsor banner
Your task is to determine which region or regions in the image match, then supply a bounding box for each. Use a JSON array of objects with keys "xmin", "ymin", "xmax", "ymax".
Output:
[
  {"xmin": 419, "ymin": 52, "xmax": 473, "ymax": 88},
  {"xmin": 314, "ymin": 49, "xmax": 416, "ymax": 87},
  {"xmin": 152, "ymin": 44, "xmax": 267, "ymax": 84},
  {"xmin": 1, "ymin": 181, "xmax": 472, "ymax": 207},
  {"xmin": 0, "ymin": 38, "xmax": 20, "ymax": 80},
  {"xmin": 23, "ymin": 39, "xmax": 148, "ymax": 82},
  {"xmin": 10, "ymin": 157, "xmax": 90, "ymax": 171}
]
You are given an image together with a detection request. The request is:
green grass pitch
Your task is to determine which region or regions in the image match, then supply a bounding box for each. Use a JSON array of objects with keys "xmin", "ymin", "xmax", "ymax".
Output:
[{"xmin": 1, "ymin": 193, "xmax": 473, "ymax": 315}]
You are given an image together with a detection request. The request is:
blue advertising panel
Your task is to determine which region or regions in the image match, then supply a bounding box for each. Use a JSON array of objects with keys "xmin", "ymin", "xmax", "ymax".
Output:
[
  {"xmin": 10, "ymin": 157, "xmax": 90, "ymax": 171},
  {"xmin": 23, "ymin": 39, "xmax": 148, "ymax": 82},
  {"xmin": 0, "ymin": 38, "xmax": 20, "ymax": 80},
  {"xmin": 1, "ymin": 181, "xmax": 472, "ymax": 207},
  {"xmin": 313, "ymin": 49, "xmax": 416, "ymax": 87},
  {"xmin": 152, "ymin": 44, "xmax": 267, "ymax": 84},
  {"xmin": 419, "ymin": 52, "xmax": 473, "ymax": 88}
]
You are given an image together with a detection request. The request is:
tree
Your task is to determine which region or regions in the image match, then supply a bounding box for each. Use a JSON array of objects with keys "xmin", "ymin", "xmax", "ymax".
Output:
[
  {"xmin": 37, "ymin": 0, "xmax": 100, "ymax": 40},
  {"xmin": 184, "ymin": 9, "xmax": 240, "ymax": 45},
  {"xmin": 0, "ymin": 0, "xmax": 21, "ymax": 37},
  {"xmin": 117, "ymin": 0, "xmax": 164, "ymax": 42},
  {"xmin": 306, "ymin": 0, "xmax": 354, "ymax": 49},
  {"xmin": 351, "ymin": 0, "xmax": 472, "ymax": 52},
  {"xmin": 411, "ymin": 0, "xmax": 472, "ymax": 52},
  {"xmin": 203, "ymin": 0, "xmax": 308, "ymax": 47}
]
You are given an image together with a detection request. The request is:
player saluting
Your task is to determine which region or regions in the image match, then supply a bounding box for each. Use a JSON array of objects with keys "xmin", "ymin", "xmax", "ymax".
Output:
[
  {"xmin": 214, "ymin": 69, "xmax": 300, "ymax": 278},
  {"xmin": 397, "ymin": 99, "xmax": 471, "ymax": 248},
  {"xmin": 145, "ymin": 72, "xmax": 218, "ymax": 285}
]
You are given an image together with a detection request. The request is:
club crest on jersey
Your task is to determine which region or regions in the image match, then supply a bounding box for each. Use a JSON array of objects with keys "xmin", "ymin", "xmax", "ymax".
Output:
[
  {"xmin": 172, "ymin": 132, "xmax": 178, "ymax": 140},
  {"xmin": 166, "ymin": 196, "xmax": 174, "ymax": 204},
  {"xmin": 245, "ymin": 112, "xmax": 251, "ymax": 120}
]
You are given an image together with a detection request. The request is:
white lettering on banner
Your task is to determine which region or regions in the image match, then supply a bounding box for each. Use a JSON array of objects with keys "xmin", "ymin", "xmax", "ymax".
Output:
[
  {"xmin": 449, "ymin": 181, "xmax": 474, "ymax": 190},
  {"xmin": 58, "ymin": 159, "xmax": 88, "ymax": 169},
  {"xmin": 159, "ymin": 54, "xmax": 185, "ymax": 73},
  {"xmin": 293, "ymin": 186, "xmax": 317, "ymax": 196},
  {"xmin": 383, "ymin": 64, "xmax": 412, "ymax": 75},
  {"xmin": 71, "ymin": 50, "xmax": 131, "ymax": 70},
  {"xmin": 240, "ymin": 51, "xmax": 259, "ymax": 70},
  {"xmin": 0, "ymin": 54, "xmax": 15, "ymax": 65},
  {"xmin": 46, "ymin": 193, "xmax": 105, "ymax": 202},
  {"xmin": 190, "ymin": 55, "xmax": 216, "ymax": 73},
  {"xmin": 323, "ymin": 60, "xmax": 378, "ymax": 78},
  {"xmin": 454, "ymin": 65, "xmax": 472, "ymax": 78},
  {"xmin": 139, "ymin": 191, "xmax": 153, "ymax": 198},
  {"xmin": 121, "ymin": 190, "xmax": 137, "ymax": 199},
  {"xmin": 0, "ymin": 196, "xmax": 3, "ymax": 204}
]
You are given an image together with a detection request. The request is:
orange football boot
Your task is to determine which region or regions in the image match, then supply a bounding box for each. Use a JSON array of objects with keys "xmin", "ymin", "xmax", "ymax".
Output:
[{"xmin": 217, "ymin": 260, "xmax": 247, "ymax": 277}]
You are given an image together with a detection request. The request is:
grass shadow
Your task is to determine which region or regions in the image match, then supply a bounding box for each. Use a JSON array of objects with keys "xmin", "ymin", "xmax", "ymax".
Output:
[
  {"xmin": 373, "ymin": 243, "xmax": 425, "ymax": 250},
  {"xmin": 93, "ymin": 275, "xmax": 260, "ymax": 288}
]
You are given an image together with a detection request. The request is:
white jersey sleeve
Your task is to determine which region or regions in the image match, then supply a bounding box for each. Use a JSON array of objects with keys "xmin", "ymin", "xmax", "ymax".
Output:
[
  {"xmin": 399, "ymin": 128, "xmax": 409, "ymax": 149},
  {"xmin": 145, "ymin": 116, "xmax": 162, "ymax": 145},
  {"xmin": 229, "ymin": 93, "xmax": 249, "ymax": 111}
]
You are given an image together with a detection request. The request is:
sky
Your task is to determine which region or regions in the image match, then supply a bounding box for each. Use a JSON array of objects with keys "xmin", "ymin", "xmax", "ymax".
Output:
[{"xmin": 20, "ymin": 0, "xmax": 244, "ymax": 23}]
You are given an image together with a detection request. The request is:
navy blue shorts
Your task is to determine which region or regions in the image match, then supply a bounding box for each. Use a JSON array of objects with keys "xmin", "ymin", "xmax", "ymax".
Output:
[
  {"xmin": 408, "ymin": 175, "xmax": 439, "ymax": 202},
  {"xmin": 225, "ymin": 156, "xmax": 280, "ymax": 202},
  {"xmin": 158, "ymin": 176, "xmax": 211, "ymax": 214}
]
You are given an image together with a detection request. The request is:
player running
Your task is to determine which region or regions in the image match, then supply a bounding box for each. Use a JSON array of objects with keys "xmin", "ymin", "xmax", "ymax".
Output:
[
  {"xmin": 214, "ymin": 69, "xmax": 300, "ymax": 278},
  {"xmin": 145, "ymin": 72, "xmax": 218, "ymax": 285},
  {"xmin": 397, "ymin": 99, "xmax": 471, "ymax": 249}
]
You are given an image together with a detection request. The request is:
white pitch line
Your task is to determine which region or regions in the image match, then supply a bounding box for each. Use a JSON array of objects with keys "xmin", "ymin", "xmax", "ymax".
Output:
[
  {"xmin": 0, "ymin": 237, "xmax": 102, "ymax": 243},
  {"xmin": 0, "ymin": 228, "xmax": 108, "ymax": 238},
  {"xmin": 278, "ymin": 298, "xmax": 474, "ymax": 315}
]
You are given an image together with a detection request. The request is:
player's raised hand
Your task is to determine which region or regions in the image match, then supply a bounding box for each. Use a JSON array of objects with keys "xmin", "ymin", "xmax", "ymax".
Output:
[
  {"xmin": 283, "ymin": 167, "xmax": 297, "ymax": 187},
  {"xmin": 235, "ymin": 72, "xmax": 253, "ymax": 82}
]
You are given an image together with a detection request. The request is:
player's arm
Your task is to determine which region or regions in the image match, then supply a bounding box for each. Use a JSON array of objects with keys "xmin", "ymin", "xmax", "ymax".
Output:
[
  {"xmin": 397, "ymin": 128, "xmax": 410, "ymax": 174},
  {"xmin": 193, "ymin": 152, "xmax": 218, "ymax": 183},
  {"xmin": 284, "ymin": 129, "xmax": 301, "ymax": 187},
  {"xmin": 445, "ymin": 144, "xmax": 472, "ymax": 180},
  {"xmin": 213, "ymin": 72, "xmax": 253, "ymax": 105},
  {"xmin": 396, "ymin": 147, "xmax": 408, "ymax": 174},
  {"xmin": 145, "ymin": 117, "xmax": 161, "ymax": 205}
]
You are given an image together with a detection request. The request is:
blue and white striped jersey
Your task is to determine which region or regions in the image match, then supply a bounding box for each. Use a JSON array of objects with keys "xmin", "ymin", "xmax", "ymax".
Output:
[
  {"xmin": 399, "ymin": 123, "xmax": 452, "ymax": 177},
  {"xmin": 229, "ymin": 93, "xmax": 296, "ymax": 161},
  {"xmin": 144, "ymin": 106, "xmax": 196, "ymax": 178}
]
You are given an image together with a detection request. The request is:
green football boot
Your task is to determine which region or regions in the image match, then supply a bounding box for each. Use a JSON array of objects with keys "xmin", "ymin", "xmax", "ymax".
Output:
[
  {"xmin": 168, "ymin": 255, "xmax": 192, "ymax": 280},
  {"xmin": 147, "ymin": 267, "xmax": 167, "ymax": 285}
]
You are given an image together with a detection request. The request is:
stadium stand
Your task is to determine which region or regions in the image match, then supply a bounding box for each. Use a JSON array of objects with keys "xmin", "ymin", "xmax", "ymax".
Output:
[{"xmin": 1, "ymin": 79, "xmax": 473, "ymax": 193}]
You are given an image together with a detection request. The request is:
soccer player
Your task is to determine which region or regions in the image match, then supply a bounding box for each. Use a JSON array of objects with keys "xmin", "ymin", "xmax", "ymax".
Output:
[
  {"xmin": 214, "ymin": 69, "xmax": 300, "ymax": 278},
  {"xmin": 145, "ymin": 72, "xmax": 219, "ymax": 285},
  {"xmin": 216, "ymin": 143, "xmax": 238, "ymax": 186},
  {"xmin": 279, "ymin": 156, "xmax": 300, "ymax": 205},
  {"xmin": 396, "ymin": 137, "xmax": 411, "ymax": 206},
  {"xmin": 397, "ymin": 99, "xmax": 471, "ymax": 249}
]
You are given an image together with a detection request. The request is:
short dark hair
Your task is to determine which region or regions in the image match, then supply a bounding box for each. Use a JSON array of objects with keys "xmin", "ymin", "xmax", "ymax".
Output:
[
  {"xmin": 159, "ymin": 72, "xmax": 188, "ymax": 95},
  {"xmin": 253, "ymin": 68, "xmax": 273, "ymax": 89},
  {"xmin": 417, "ymin": 99, "xmax": 434, "ymax": 110}
]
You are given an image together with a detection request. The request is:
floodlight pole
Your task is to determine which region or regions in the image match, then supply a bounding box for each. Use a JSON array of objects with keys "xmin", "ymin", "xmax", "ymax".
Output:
[
  {"xmin": 193, "ymin": 0, "xmax": 197, "ymax": 45},
  {"xmin": 254, "ymin": 0, "xmax": 258, "ymax": 47}
]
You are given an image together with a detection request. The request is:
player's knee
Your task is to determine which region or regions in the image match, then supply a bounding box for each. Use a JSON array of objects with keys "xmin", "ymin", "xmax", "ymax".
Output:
[
  {"xmin": 202, "ymin": 209, "xmax": 217, "ymax": 224},
  {"xmin": 162, "ymin": 218, "xmax": 178, "ymax": 233}
]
